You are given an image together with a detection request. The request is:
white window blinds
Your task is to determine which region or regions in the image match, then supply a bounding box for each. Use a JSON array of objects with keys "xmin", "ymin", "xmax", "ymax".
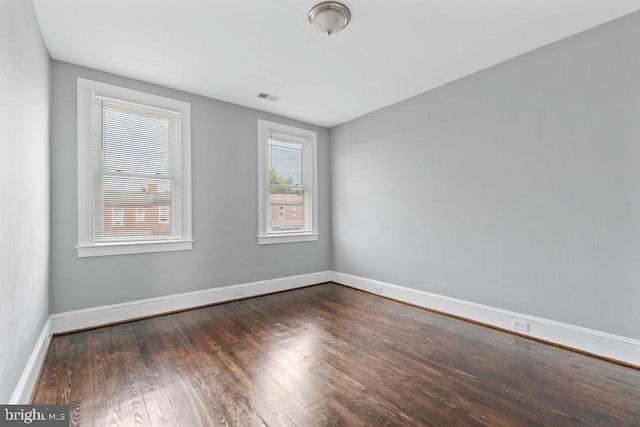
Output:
[{"xmin": 92, "ymin": 96, "xmax": 182, "ymax": 242}]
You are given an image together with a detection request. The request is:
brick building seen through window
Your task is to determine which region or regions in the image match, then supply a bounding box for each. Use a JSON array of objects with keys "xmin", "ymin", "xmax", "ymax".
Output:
[
  {"xmin": 104, "ymin": 183, "xmax": 172, "ymax": 239},
  {"xmin": 269, "ymin": 192, "xmax": 304, "ymax": 232}
]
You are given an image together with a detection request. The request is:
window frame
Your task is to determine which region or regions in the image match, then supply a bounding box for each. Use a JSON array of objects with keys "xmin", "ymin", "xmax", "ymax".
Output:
[
  {"xmin": 257, "ymin": 119, "xmax": 318, "ymax": 245},
  {"xmin": 77, "ymin": 78, "xmax": 192, "ymax": 257},
  {"xmin": 111, "ymin": 207, "xmax": 124, "ymax": 226},
  {"xmin": 135, "ymin": 208, "xmax": 145, "ymax": 222},
  {"xmin": 158, "ymin": 206, "xmax": 169, "ymax": 224}
]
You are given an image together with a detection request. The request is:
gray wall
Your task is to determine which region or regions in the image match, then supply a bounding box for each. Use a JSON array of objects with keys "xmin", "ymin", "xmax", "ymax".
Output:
[
  {"xmin": 50, "ymin": 61, "xmax": 331, "ymax": 313},
  {"xmin": 331, "ymin": 12, "xmax": 640, "ymax": 340},
  {"xmin": 0, "ymin": 0, "xmax": 51, "ymax": 402}
]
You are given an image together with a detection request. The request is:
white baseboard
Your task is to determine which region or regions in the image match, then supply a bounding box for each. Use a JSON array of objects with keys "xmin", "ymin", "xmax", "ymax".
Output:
[
  {"xmin": 10, "ymin": 318, "xmax": 52, "ymax": 404},
  {"xmin": 12, "ymin": 271, "xmax": 331, "ymax": 403},
  {"xmin": 50, "ymin": 271, "xmax": 332, "ymax": 334},
  {"xmin": 331, "ymin": 271, "xmax": 640, "ymax": 367},
  {"xmin": 14, "ymin": 269, "xmax": 638, "ymax": 404}
]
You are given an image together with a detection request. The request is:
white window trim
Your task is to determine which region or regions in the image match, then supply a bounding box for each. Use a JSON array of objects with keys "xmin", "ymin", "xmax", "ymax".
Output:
[
  {"xmin": 135, "ymin": 208, "xmax": 145, "ymax": 222},
  {"xmin": 158, "ymin": 206, "xmax": 169, "ymax": 223},
  {"xmin": 76, "ymin": 78, "xmax": 193, "ymax": 257},
  {"xmin": 257, "ymin": 119, "xmax": 318, "ymax": 245},
  {"xmin": 112, "ymin": 207, "xmax": 124, "ymax": 226}
]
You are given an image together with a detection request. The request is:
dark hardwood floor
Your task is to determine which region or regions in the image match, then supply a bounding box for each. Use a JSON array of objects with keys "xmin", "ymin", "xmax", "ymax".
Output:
[{"xmin": 32, "ymin": 283, "xmax": 640, "ymax": 426}]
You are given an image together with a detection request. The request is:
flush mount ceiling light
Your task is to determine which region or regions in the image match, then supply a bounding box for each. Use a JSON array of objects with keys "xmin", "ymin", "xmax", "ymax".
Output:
[{"xmin": 308, "ymin": 2, "xmax": 351, "ymax": 36}]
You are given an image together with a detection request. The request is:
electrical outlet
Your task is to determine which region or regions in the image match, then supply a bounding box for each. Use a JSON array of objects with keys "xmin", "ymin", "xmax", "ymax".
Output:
[
  {"xmin": 374, "ymin": 286, "xmax": 383, "ymax": 294},
  {"xmin": 233, "ymin": 289, "xmax": 245, "ymax": 298},
  {"xmin": 512, "ymin": 320, "xmax": 529, "ymax": 333}
]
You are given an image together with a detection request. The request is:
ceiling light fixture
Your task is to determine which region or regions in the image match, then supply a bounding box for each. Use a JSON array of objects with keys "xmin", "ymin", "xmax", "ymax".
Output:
[{"xmin": 308, "ymin": 2, "xmax": 351, "ymax": 36}]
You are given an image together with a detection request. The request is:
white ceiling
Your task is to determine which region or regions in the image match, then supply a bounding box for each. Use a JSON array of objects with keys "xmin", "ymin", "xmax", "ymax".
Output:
[{"xmin": 33, "ymin": 0, "xmax": 640, "ymax": 128}]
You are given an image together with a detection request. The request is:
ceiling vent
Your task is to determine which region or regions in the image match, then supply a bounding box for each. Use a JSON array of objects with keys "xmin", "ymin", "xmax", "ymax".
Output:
[{"xmin": 256, "ymin": 92, "xmax": 280, "ymax": 102}]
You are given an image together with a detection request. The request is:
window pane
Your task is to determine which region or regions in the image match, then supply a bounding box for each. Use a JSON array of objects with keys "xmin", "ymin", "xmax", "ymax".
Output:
[
  {"xmin": 268, "ymin": 139, "xmax": 302, "ymax": 186},
  {"xmin": 135, "ymin": 208, "xmax": 145, "ymax": 222},
  {"xmin": 269, "ymin": 187, "xmax": 305, "ymax": 232},
  {"xmin": 111, "ymin": 207, "xmax": 124, "ymax": 226},
  {"xmin": 103, "ymin": 103, "xmax": 170, "ymax": 175},
  {"xmin": 99, "ymin": 175, "xmax": 175, "ymax": 241},
  {"xmin": 158, "ymin": 206, "xmax": 169, "ymax": 223}
]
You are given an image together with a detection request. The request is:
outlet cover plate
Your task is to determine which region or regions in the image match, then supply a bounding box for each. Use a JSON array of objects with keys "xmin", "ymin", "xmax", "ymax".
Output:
[{"xmin": 512, "ymin": 320, "xmax": 530, "ymax": 332}]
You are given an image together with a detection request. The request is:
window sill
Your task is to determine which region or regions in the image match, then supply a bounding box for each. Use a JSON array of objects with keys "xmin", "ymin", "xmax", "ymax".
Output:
[
  {"xmin": 76, "ymin": 240, "xmax": 193, "ymax": 258},
  {"xmin": 257, "ymin": 233, "xmax": 319, "ymax": 245}
]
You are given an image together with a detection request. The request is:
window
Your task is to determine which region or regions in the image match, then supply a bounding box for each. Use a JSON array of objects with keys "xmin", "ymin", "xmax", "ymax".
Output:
[
  {"xmin": 77, "ymin": 78, "xmax": 192, "ymax": 257},
  {"xmin": 135, "ymin": 208, "xmax": 145, "ymax": 222},
  {"xmin": 111, "ymin": 207, "xmax": 124, "ymax": 226},
  {"xmin": 257, "ymin": 120, "xmax": 318, "ymax": 245},
  {"xmin": 158, "ymin": 206, "xmax": 169, "ymax": 223},
  {"xmin": 291, "ymin": 206, "xmax": 297, "ymax": 216}
]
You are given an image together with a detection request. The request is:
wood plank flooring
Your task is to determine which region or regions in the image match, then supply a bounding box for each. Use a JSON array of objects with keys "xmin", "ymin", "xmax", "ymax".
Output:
[{"xmin": 32, "ymin": 283, "xmax": 640, "ymax": 426}]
